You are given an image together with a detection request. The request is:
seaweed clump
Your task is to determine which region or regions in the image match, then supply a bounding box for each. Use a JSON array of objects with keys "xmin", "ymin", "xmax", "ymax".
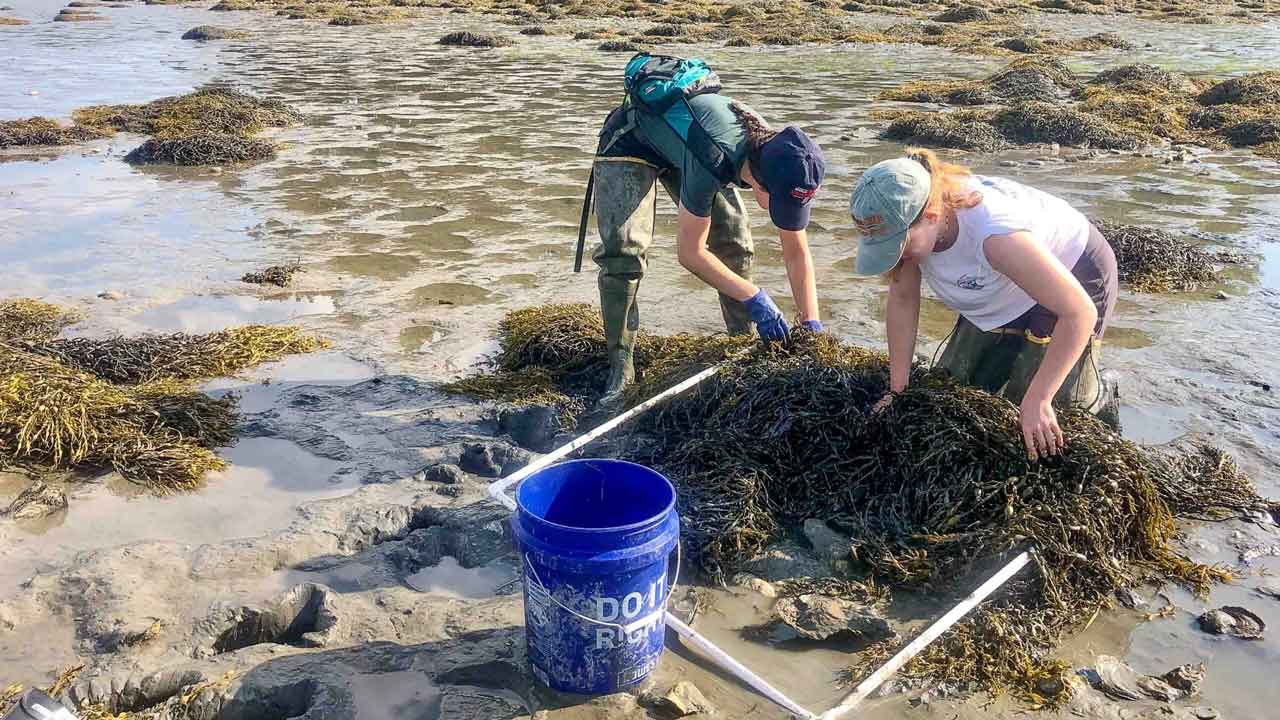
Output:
[
  {"xmin": 450, "ymin": 303, "xmax": 1271, "ymax": 702},
  {"xmin": 123, "ymin": 134, "xmax": 276, "ymax": 165},
  {"xmin": 1093, "ymin": 218, "xmax": 1245, "ymax": 292},
  {"xmin": 0, "ymin": 118, "xmax": 108, "ymax": 149},
  {"xmin": 442, "ymin": 304, "xmax": 748, "ymax": 431},
  {"xmin": 0, "ymin": 299, "xmax": 326, "ymax": 491},
  {"xmin": 71, "ymin": 87, "xmax": 299, "ymax": 166}
]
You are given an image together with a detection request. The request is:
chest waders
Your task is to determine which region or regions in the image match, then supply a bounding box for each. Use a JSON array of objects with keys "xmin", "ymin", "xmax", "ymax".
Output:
[{"xmin": 585, "ymin": 104, "xmax": 755, "ymax": 408}]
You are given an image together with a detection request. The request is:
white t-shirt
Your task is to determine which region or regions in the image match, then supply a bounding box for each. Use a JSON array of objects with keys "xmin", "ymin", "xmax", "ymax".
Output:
[{"xmin": 920, "ymin": 175, "xmax": 1089, "ymax": 331}]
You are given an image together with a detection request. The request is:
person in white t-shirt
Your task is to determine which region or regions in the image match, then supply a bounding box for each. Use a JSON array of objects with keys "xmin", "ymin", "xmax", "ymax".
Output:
[{"xmin": 849, "ymin": 148, "xmax": 1119, "ymax": 460}]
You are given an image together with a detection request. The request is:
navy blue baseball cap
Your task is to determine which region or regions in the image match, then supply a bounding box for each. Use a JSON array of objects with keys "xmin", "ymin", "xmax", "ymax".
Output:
[{"xmin": 758, "ymin": 126, "xmax": 825, "ymax": 231}]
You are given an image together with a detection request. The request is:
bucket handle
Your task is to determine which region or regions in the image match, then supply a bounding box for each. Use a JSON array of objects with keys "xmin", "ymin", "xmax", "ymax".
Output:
[{"xmin": 523, "ymin": 541, "xmax": 680, "ymax": 637}]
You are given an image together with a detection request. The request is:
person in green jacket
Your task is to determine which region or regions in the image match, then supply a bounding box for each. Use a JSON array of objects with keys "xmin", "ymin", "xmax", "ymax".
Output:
[{"xmin": 592, "ymin": 73, "xmax": 827, "ymax": 407}]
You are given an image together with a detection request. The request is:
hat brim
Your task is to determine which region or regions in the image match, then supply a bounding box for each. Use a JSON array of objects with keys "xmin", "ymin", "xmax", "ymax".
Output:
[
  {"xmin": 768, "ymin": 194, "xmax": 811, "ymax": 232},
  {"xmin": 854, "ymin": 227, "xmax": 909, "ymax": 276}
]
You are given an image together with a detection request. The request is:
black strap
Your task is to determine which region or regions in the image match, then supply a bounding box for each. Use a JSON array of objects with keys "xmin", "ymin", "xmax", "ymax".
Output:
[{"xmin": 574, "ymin": 166, "xmax": 594, "ymax": 273}]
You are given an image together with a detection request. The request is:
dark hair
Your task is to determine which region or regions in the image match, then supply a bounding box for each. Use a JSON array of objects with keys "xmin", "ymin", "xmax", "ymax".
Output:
[{"xmin": 729, "ymin": 102, "xmax": 778, "ymax": 168}]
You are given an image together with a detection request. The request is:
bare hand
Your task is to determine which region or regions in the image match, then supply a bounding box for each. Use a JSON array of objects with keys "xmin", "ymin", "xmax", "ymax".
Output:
[
  {"xmin": 1020, "ymin": 394, "xmax": 1065, "ymax": 461},
  {"xmin": 872, "ymin": 392, "xmax": 896, "ymax": 415}
]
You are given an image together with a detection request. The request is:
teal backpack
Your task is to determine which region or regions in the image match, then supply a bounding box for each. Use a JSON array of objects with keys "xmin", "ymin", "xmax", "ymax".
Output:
[{"xmin": 622, "ymin": 52, "xmax": 737, "ymax": 185}]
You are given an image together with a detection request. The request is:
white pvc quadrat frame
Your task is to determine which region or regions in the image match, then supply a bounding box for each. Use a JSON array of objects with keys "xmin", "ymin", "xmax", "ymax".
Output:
[{"xmin": 488, "ymin": 365, "xmax": 1031, "ymax": 720}]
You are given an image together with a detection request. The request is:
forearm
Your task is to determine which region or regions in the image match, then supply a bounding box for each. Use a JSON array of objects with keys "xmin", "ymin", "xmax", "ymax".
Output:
[
  {"xmin": 1025, "ymin": 312, "xmax": 1094, "ymax": 403},
  {"xmin": 885, "ymin": 290, "xmax": 920, "ymax": 392},
  {"xmin": 679, "ymin": 243, "xmax": 758, "ymax": 301},
  {"xmin": 781, "ymin": 231, "xmax": 820, "ymax": 322}
]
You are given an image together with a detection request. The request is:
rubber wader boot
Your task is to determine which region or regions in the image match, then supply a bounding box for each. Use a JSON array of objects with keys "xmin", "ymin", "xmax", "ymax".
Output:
[
  {"xmin": 715, "ymin": 254, "xmax": 754, "ymax": 336},
  {"xmin": 1096, "ymin": 370, "xmax": 1122, "ymax": 433},
  {"xmin": 598, "ymin": 276, "xmax": 640, "ymax": 409}
]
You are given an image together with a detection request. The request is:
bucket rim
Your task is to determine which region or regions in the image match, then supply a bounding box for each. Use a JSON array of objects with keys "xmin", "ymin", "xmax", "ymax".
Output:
[{"xmin": 515, "ymin": 458, "xmax": 677, "ymax": 535}]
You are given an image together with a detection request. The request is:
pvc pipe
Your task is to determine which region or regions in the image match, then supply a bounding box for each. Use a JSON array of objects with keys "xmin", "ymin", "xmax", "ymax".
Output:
[
  {"xmin": 487, "ymin": 363, "xmax": 723, "ymax": 511},
  {"xmin": 665, "ymin": 612, "xmax": 817, "ymax": 720},
  {"xmin": 818, "ymin": 551, "xmax": 1033, "ymax": 720}
]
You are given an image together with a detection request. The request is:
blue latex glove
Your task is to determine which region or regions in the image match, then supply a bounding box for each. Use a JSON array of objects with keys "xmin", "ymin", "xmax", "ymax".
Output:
[
  {"xmin": 744, "ymin": 289, "xmax": 790, "ymax": 342},
  {"xmin": 801, "ymin": 319, "xmax": 824, "ymax": 332}
]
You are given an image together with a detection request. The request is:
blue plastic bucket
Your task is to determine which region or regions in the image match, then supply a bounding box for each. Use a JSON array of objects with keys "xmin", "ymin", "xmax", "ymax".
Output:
[{"xmin": 511, "ymin": 458, "xmax": 680, "ymax": 695}]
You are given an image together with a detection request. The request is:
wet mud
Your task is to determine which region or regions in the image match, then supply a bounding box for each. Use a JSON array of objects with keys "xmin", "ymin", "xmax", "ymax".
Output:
[{"xmin": 2, "ymin": 0, "xmax": 1279, "ymax": 719}]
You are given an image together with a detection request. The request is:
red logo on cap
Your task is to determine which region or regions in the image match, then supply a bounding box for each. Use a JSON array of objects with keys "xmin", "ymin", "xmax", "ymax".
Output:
[{"xmin": 791, "ymin": 187, "xmax": 817, "ymax": 203}]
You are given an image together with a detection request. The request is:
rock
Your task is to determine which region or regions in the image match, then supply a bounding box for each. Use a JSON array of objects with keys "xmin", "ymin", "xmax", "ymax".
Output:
[
  {"xmin": 1194, "ymin": 707, "xmax": 1219, "ymax": 720},
  {"xmin": 649, "ymin": 680, "xmax": 715, "ymax": 717},
  {"xmin": 1035, "ymin": 676, "xmax": 1067, "ymax": 700},
  {"xmin": 769, "ymin": 594, "xmax": 896, "ymax": 644},
  {"xmin": 181, "ymin": 25, "xmax": 248, "ymax": 40},
  {"xmin": 1079, "ymin": 655, "xmax": 1186, "ymax": 702},
  {"xmin": 1197, "ymin": 606, "xmax": 1265, "ymax": 639},
  {"xmin": 1135, "ymin": 675, "xmax": 1181, "ymax": 703},
  {"xmin": 742, "ymin": 540, "xmax": 824, "ymax": 581},
  {"xmin": 1115, "ymin": 587, "xmax": 1147, "ymax": 609},
  {"xmin": 1257, "ymin": 579, "xmax": 1280, "ymax": 600},
  {"xmin": 802, "ymin": 519, "xmax": 848, "ymax": 563},
  {"xmin": 730, "ymin": 573, "xmax": 776, "ymax": 599},
  {"xmin": 1079, "ymin": 656, "xmax": 1144, "ymax": 701},
  {"xmin": 1027, "ymin": 159, "xmax": 1047, "ymax": 166},
  {"xmin": 459, "ymin": 441, "xmax": 530, "ymax": 478},
  {"xmin": 2, "ymin": 480, "xmax": 68, "ymax": 520},
  {"xmin": 415, "ymin": 463, "xmax": 465, "ymax": 485},
  {"xmin": 1000, "ymin": 160, "xmax": 1020, "ymax": 167},
  {"xmin": 1215, "ymin": 291, "xmax": 1230, "ymax": 300},
  {"xmin": 1160, "ymin": 663, "xmax": 1205, "ymax": 695},
  {"xmin": 98, "ymin": 289, "xmax": 125, "ymax": 300},
  {"xmin": 497, "ymin": 404, "xmax": 561, "ymax": 452}
]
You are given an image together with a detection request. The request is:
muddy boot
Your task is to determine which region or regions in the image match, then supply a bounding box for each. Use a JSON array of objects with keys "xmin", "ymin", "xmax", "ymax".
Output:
[{"xmin": 598, "ymin": 275, "xmax": 640, "ymax": 410}]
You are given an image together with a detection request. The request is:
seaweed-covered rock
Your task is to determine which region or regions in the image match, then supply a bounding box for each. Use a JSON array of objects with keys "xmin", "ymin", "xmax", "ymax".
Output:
[
  {"xmin": 241, "ymin": 263, "xmax": 300, "ymax": 286},
  {"xmin": 181, "ymin": 25, "xmax": 248, "ymax": 40},
  {"xmin": 642, "ymin": 23, "xmax": 682, "ymax": 37},
  {"xmin": 991, "ymin": 101, "xmax": 1140, "ymax": 150},
  {"xmin": 1090, "ymin": 64, "xmax": 1199, "ymax": 95},
  {"xmin": 932, "ymin": 5, "xmax": 992, "ymax": 23},
  {"xmin": 518, "ymin": 25, "xmax": 547, "ymax": 35},
  {"xmin": 999, "ymin": 37, "xmax": 1049, "ymax": 53},
  {"xmin": 1198, "ymin": 71, "xmax": 1280, "ymax": 107},
  {"xmin": 438, "ymin": 30, "xmax": 513, "ymax": 47},
  {"xmin": 123, "ymin": 134, "xmax": 276, "ymax": 166},
  {"xmin": 1222, "ymin": 118, "xmax": 1280, "ymax": 147},
  {"xmin": 329, "ymin": 15, "xmax": 372, "ymax": 26},
  {"xmin": 599, "ymin": 39, "xmax": 641, "ymax": 52},
  {"xmin": 883, "ymin": 111, "xmax": 1009, "ymax": 152}
]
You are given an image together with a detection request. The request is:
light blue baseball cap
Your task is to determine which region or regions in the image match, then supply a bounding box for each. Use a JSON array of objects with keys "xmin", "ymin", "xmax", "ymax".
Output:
[{"xmin": 849, "ymin": 158, "xmax": 932, "ymax": 276}]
